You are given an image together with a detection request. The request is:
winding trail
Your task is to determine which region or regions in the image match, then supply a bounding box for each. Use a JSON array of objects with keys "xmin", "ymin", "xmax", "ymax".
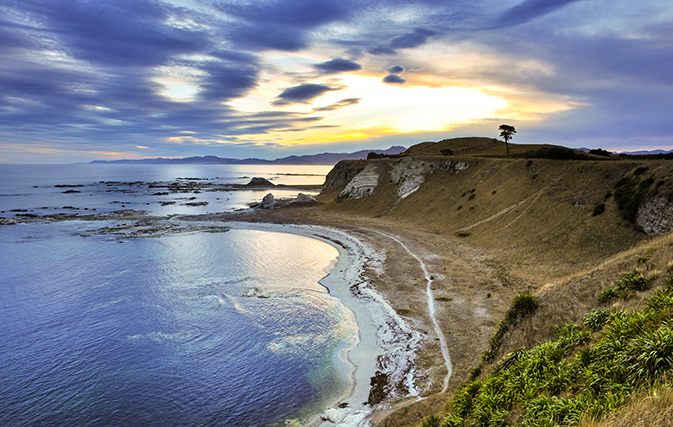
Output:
[{"xmin": 372, "ymin": 230, "xmax": 453, "ymax": 393}]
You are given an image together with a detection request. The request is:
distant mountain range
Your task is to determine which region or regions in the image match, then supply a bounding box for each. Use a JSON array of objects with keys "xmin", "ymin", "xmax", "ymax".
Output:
[
  {"xmin": 90, "ymin": 146, "xmax": 406, "ymax": 165},
  {"xmin": 576, "ymin": 147, "xmax": 673, "ymax": 156},
  {"xmin": 618, "ymin": 149, "xmax": 673, "ymax": 155}
]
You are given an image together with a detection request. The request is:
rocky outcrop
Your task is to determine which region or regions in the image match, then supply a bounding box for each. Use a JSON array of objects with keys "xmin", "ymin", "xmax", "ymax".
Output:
[
  {"xmin": 391, "ymin": 158, "xmax": 469, "ymax": 200},
  {"xmin": 255, "ymin": 193, "xmax": 278, "ymax": 209},
  {"xmin": 322, "ymin": 162, "xmax": 366, "ymax": 191},
  {"xmin": 339, "ymin": 163, "xmax": 380, "ymax": 199},
  {"xmin": 637, "ymin": 196, "xmax": 673, "ymax": 235},
  {"xmin": 287, "ymin": 193, "xmax": 319, "ymax": 206},
  {"xmin": 246, "ymin": 177, "xmax": 275, "ymax": 186}
]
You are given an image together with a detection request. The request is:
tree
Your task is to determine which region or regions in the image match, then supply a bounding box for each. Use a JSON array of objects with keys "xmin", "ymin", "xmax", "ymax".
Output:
[{"xmin": 499, "ymin": 124, "xmax": 516, "ymax": 157}]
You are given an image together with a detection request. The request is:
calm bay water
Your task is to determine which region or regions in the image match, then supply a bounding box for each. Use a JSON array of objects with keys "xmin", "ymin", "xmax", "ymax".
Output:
[
  {"xmin": 0, "ymin": 163, "xmax": 332, "ymax": 217},
  {"xmin": 0, "ymin": 165, "xmax": 357, "ymax": 426}
]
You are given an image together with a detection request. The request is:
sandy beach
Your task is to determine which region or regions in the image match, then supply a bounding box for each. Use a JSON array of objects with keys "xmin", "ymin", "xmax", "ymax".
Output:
[
  {"xmin": 66, "ymin": 207, "xmax": 500, "ymax": 426},
  {"xmin": 219, "ymin": 222, "xmax": 424, "ymax": 426},
  {"xmin": 11, "ymin": 198, "xmax": 516, "ymax": 426}
]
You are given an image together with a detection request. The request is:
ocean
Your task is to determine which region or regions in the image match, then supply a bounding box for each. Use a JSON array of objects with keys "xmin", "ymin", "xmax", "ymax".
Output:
[
  {"xmin": 0, "ymin": 163, "xmax": 330, "ymax": 217},
  {"xmin": 0, "ymin": 164, "xmax": 359, "ymax": 426}
]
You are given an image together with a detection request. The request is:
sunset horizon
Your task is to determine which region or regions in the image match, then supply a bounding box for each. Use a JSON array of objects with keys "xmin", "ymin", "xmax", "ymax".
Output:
[{"xmin": 1, "ymin": 0, "xmax": 671, "ymax": 163}]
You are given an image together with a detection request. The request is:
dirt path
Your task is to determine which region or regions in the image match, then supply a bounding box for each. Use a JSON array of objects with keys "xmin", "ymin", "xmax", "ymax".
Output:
[{"xmin": 372, "ymin": 230, "xmax": 453, "ymax": 393}]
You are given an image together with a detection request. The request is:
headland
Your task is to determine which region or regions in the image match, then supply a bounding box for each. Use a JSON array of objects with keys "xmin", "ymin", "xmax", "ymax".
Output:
[{"xmin": 5, "ymin": 138, "xmax": 673, "ymax": 426}]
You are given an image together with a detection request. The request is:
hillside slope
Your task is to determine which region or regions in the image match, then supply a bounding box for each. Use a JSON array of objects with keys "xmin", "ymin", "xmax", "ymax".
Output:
[{"xmin": 316, "ymin": 142, "xmax": 673, "ymax": 426}]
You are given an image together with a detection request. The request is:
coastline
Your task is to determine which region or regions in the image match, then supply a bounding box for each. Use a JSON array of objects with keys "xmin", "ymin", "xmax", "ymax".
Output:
[
  {"xmin": 6, "ymin": 211, "xmax": 455, "ymax": 425},
  {"xmin": 218, "ymin": 221, "xmax": 423, "ymax": 426}
]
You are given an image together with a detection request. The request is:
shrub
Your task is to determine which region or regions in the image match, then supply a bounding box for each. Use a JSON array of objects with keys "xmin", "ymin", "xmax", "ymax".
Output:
[
  {"xmin": 616, "ymin": 269, "xmax": 650, "ymax": 292},
  {"xmin": 613, "ymin": 174, "xmax": 654, "ymax": 223},
  {"xmin": 598, "ymin": 287, "xmax": 618, "ymax": 303},
  {"xmin": 507, "ymin": 293, "xmax": 539, "ymax": 321},
  {"xmin": 633, "ymin": 166, "xmax": 648, "ymax": 175},
  {"xmin": 614, "ymin": 177, "xmax": 637, "ymax": 210},
  {"xmin": 468, "ymin": 193, "xmax": 476, "ymax": 201},
  {"xmin": 592, "ymin": 204, "xmax": 605, "ymax": 216},
  {"xmin": 584, "ymin": 309, "xmax": 610, "ymax": 331},
  {"xmin": 483, "ymin": 320, "xmax": 509, "ymax": 362},
  {"xmin": 589, "ymin": 148, "xmax": 612, "ymax": 157},
  {"xmin": 420, "ymin": 414, "xmax": 443, "ymax": 427},
  {"xmin": 521, "ymin": 147, "xmax": 589, "ymax": 160}
]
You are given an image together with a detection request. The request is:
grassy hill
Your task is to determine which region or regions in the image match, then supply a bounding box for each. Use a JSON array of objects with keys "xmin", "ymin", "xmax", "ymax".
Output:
[{"xmin": 316, "ymin": 138, "xmax": 673, "ymax": 426}]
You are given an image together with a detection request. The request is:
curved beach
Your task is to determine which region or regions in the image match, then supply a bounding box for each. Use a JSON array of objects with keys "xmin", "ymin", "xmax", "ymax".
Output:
[{"xmin": 222, "ymin": 222, "xmax": 423, "ymax": 426}]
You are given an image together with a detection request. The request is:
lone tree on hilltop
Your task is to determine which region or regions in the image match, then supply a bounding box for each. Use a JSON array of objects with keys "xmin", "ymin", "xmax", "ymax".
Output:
[{"xmin": 499, "ymin": 124, "xmax": 516, "ymax": 157}]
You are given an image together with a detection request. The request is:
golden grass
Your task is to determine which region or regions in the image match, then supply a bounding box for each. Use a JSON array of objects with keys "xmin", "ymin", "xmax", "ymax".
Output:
[
  {"xmin": 254, "ymin": 150, "xmax": 673, "ymax": 426},
  {"xmin": 579, "ymin": 385, "xmax": 673, "ymax": 427}
]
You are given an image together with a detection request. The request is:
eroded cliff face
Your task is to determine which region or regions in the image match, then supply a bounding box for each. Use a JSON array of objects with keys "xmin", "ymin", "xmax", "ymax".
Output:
[
  {"xmin": 637, "ymin": 196, "xmax": 673, "ymax": 235},
  {"xmin": 339, "ymin": 163, "xmax": 380, "ymax": 199},
  {"xmin": 391, "ymin": 157, "xmax": 468, "ymax": 200},
  {"xmin": 321, "ymin": 161, "xmax": 366, "ymax": 192},
  {"xmin": 325, "ymin": 157, "xmax": 471, "ymax": 203}
]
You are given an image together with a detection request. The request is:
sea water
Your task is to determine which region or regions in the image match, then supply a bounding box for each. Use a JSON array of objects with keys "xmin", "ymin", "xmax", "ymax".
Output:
[
  {"xmin": 0, "ymin": 163, "xmax": 331, "ymax": 217},
  {"xmin": 0, "ymin": 165, "xmax": 357, "ymax": 426}
]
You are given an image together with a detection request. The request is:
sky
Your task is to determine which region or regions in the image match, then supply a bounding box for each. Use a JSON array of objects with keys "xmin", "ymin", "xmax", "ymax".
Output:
[{"xmin": 1, "ymin": 0, "xmax": 672, "ymax": 163}]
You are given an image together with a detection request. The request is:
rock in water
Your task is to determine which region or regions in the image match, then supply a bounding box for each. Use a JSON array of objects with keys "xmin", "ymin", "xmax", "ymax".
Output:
[{"xmin": 246, "ymin": 177, "xmax": 275, "ymax": 186}]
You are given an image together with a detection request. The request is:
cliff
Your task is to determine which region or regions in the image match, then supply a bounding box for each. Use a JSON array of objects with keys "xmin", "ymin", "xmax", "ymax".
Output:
[
  {"xmin": 319, "ymin": 153, "xmax": 673, "ymax": 268},
  {"xmin": 315, "ymin": 139, "xmax": 673, "ymax": 426}
]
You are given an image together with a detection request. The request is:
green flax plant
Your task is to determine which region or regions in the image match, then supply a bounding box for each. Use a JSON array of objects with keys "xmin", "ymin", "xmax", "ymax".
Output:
[{"xmin": 422, "ymin": 273, "xmax": 673, "ymax": 427}]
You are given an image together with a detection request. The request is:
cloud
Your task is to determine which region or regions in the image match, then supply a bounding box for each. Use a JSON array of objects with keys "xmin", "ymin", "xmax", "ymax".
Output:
[
  {"xmin": 198, "ymin": 62, "xmax": 261, "ymax": 102},
  {"xmin": 314, "ymin": 58, "xmax": 362, "ymax": 74},
  {"xmin": 273, "ymin": 83, "xmax": 343, "ymax": 106},
  {"xmin": 382, "ymin": 74, "xmax": 406, "ymax": 85},
  {"xmin": 385, "ymin": 65, "xmax": 405, "ymax": 74},
  {"xmin": 368, "ymin": 28, "xmax": 436, "ymax": 56},
  {"xmin": 216, "ymin": 0, "xmax": 355, "ymax": 52},
  {"xmin": 368, "ymin": 45, "xmax": 397, "ymax": 56},
  {"xmin": 19, "ymin": 0, "xmax": 209, "ymax": 67},
  {"xmin": 493, "ymin": 0, "xmax": 583, "ymax": 28},
  {"xmin": 391, "ymin": 29, "xmax": 436, "ymax": 49},
  {"xmin": 313, "ymin": 98, "xmax": 361, "ymax": 111},
  {"xmin": 2, "ymin": 0, "xmax": 673, "ymax": 161}
]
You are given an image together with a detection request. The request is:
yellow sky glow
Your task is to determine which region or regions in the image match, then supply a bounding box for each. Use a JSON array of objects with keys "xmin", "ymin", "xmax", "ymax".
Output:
[{"xmin": 232, "ymin": 75, "xmax": 509, "ymax": 145}]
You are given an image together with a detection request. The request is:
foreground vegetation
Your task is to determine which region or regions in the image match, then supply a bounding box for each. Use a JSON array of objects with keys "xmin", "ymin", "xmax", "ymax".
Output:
[{"xmin": 421, "ymin": 270, "xmax": 673, "ymax": 427}]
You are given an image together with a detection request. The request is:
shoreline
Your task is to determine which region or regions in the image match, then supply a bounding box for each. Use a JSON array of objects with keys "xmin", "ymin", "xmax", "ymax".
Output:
[
  {"xmin": 4, "ymin": 212, "xmax": 440, "ymax": 425},
  {"xmin": 220, "ymin": 221, "xmax": 423, "ymax": 426}
]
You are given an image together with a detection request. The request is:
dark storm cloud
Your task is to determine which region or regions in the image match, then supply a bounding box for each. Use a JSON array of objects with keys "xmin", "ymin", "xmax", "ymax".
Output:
[
  {"xmin": 273, "ymin": 84, "xmax": 343, "ymax": 106},
  {"xmin": 313, "ymin": 98, "xmax": 361, "ymax": 112},
  {"xmin": 383, "ymin": 74, "xmax": 406, "ymax": 85},
  {"xmin": 314, "ymin": 58, "xmax": 362, "ymax": 74},
  {"xmin": 386, "ymin": 65, "xmax": 405, "ymax": 74}
]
